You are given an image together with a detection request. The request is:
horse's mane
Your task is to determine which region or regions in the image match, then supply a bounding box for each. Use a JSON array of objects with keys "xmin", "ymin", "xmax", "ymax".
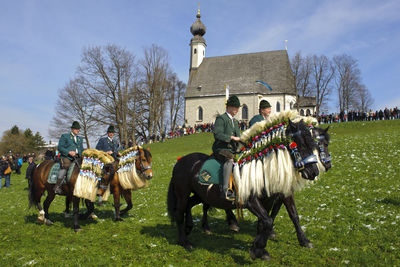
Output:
[{"xmin": 235, "ymin": 111, "xmax": 322, "ymax": 203}]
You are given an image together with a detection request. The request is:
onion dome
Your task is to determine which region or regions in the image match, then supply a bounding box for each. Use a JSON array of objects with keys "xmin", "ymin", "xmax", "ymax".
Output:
[{"xmin": 190, "ymin": 10, "xmax": 206, "ymax": 37}]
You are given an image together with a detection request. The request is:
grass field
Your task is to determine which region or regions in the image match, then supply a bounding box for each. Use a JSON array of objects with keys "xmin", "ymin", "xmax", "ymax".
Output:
[{"xmin": 0, "ymin": 120, "xmax": 399, "ymax": 266}]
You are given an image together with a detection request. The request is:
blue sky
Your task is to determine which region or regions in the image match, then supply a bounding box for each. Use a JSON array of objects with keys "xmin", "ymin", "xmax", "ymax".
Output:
[{"xmin": 1, "ymin": 0, "xmax": 399, "ymax": 141}]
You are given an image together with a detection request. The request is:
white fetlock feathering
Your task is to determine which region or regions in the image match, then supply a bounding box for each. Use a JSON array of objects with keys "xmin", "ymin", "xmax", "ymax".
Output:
[{"xmin": 254, "ymin": 159, "xmax": 264, "ymax": 197}]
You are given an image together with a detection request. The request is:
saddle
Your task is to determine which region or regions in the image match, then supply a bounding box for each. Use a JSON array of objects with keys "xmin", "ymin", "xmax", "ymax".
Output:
[
  {"xmin": 198, "ymin": 155, "xmax": 237, "ymax": 193},
  {"xmin": 47, "ymin": 162, "xmax": 76, "ymax": 184}
]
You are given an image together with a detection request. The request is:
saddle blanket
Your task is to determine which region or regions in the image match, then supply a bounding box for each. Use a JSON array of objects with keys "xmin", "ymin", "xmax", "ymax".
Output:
[
  {"xmin": 198, "ymin": 158, "xmax": 223, "ymax": 185},
  {"xmin": 47, "ymin": 162, "xmax": 76, "ymax": 184}
]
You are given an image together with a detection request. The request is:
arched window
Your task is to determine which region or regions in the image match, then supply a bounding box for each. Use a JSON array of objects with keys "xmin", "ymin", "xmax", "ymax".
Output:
[
  {"xmin": 290, "ymin": 102, "xmax": 294, "ymax": 109},
  {"xmin": 306, "ymin": 109, "xmax": 311, "ymax": 116},
  {"xmin": 300, "ymin": 109, "xmax": 305, "ymax": 116},
  {"xmin": 198, "ymin": 106, "xmax": 203, "ymax": 121},
  {"xmin": 242, "ymin": 104, "xmax": 248, "ymax": 120},
  {"xmin": 276, "ymin": 101, "xmax": 281, "ymax": 112},
  {"xmin": 203, "ymin": 50, "xmax": 205, "ymax": 56},
  {"xmin": 194, "ymin": 48, "xmax": 197, "ymax": 54}
]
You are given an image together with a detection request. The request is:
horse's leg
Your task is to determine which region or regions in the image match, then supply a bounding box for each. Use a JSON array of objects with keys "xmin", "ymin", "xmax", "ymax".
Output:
[
  {"xmin": 80, "ymin": 200, "xmax": 96, "ymax": 220},
  {"xmin": 120, "ymin": 189, "xmax": 132, "ymax": 216},
  {"xmin": 267, "ymin": 194, "xmax": 285, "ymax": 240},
  {"xmin": 64, "ymin": 196, "xmax": 72, "ymax": 218},
  {"xmin": 201, "ymin": 203, "xmax": 212, "ymax": 234},
  {"xmin": 113, "ymin": 187, "xmax": 123, "ymax": 222},
  {"xmin": 283, "ymin": 193, "xmax": 313, "ymax": 248},
  {"xmin": 72, "ymin": 197, "xmax": 81, "ymax": 232},
  {"xmin": 185, "ymin": 195, "xmax": 201, "ymax": 235},
  {"xmin": 42, "ymin": 190, "xmax": 55, "ymax": 225},
  {"xmin": 246, "ymin": 197, "xmax": 273, "ymax": 261},
  {"xmin": 173, "ymin": 186, "xmax": 192, "ymax": 250},
  {"xmin": 225, "ymin": 209, "xmax": 240, "ymax": 232}
]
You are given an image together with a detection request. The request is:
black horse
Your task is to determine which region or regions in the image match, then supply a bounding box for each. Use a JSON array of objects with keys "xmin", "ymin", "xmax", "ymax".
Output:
[
  {"xmin": 167, "ymin": 120, "xmax": 320, "ymax": 260},
  {"xmin": 199, "ymin": 125, "xmax": 331, "ymax": 248}
]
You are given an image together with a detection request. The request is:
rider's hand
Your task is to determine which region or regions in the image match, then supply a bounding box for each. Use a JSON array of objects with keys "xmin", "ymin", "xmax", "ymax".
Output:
[
  {"xmin": 107, "ymin": 151, "xmax": 113, "ymax": 155},
  {"xmin": 231, "ymin": 136, "xmax": 240, "ymax": 142},
  {"xmin": 69, "ymin": 151, "xmax": 76, "ymax": 157}
]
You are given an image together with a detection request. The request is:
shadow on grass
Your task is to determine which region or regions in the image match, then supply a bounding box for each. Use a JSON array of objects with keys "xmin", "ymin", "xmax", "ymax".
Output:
[
  {"xmin": 140, "ymin": 216, "xmax": 260, "ymax": 265},
  {"xmin": 376, "ymin": 197, "xmax": 400, "ymax": 206}
]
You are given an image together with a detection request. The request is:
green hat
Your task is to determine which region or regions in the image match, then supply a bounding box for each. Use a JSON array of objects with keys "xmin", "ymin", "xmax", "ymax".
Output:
[
  {"xmin": 107, "ymin": 125, "xmax": 115, "ymax": 133},
  {"xmin": 259, "ymin": 100, "xmax": 271, "ymax": 109},
  {"xmin": 227, "ymin": 95, "xmax": 240, "ymax": 107},
  {"xmin": 71, "ymin": 121, "xmax": 81, "ymax": 129}
]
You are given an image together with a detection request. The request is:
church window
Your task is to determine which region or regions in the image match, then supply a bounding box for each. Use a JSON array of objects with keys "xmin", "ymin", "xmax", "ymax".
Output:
[
  {"xmin": 276, "ymin": 101, "xmax": 281, "ymax": 112},
  {"xmin": 198, "ymin": 106, "xmax": 203, "ymax": 121},
  {"xmin": 203, "ymin": 50, "xmax": 205, "ymax": 56},
  {"xmin": 300, "ymin": 109, "xmax": 305, "ymax": 116},
  {"xmin": 242, "ymin": 104, "xmax": 248, "ymax": 120},
  {"xmin": 290, "ymin": 102, "xmax": 294, "ymax": 109},
  {"xmin": 306, "ymin": 109, "xmax": 311, "ymax": 116},
  {"xmin": 194, "ymin": 48, "xmax": 197, "ymax": 54},
  {"xmin": 197, "ymin": 86, "xmax": 202, "ymax": 91}
]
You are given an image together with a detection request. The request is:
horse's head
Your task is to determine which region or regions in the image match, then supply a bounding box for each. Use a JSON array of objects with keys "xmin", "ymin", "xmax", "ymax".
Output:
[
  {"xmin": 286, "ymin": 119, "xmax": 319, "ymax": 180},
  {"xmin": 135, "ymin": 147, "xmax": 153, "ymax": 180},
  {"xmin": 312, "ymin": 126, "xmax": 332, "ymax": 171},
  {"xmin": 97, "ymin": 161, "xmax": 118, "ymax": 196}
]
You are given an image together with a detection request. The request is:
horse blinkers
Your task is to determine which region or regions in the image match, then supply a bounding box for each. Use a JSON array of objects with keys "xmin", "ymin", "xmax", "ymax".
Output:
[{"xmin": 135, "ymin": 149, "xmax": 153, "ymax": 180}]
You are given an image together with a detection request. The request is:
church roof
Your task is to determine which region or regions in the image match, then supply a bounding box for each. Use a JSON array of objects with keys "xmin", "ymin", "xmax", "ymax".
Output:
[{"xmin": 186, "ymin": 50, "xmax": 296, "ymax": 98}]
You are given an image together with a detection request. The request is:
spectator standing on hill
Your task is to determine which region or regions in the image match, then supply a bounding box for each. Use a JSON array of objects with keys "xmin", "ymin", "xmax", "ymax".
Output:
[
  {"xmin": 0, "ymin": 156, "xmax": 12, "ymax": 189},
  {"xmin": 25, "ymin": 155, "xmax": 36, "ymax": 188}
]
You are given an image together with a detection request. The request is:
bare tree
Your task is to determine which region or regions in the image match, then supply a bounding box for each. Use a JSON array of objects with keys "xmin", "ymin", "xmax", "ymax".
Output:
[
  {"xmin": 333, "ymin": 54, "xmax": 361, "ymax": 113},
  {"xmin": 355, "ymin": 84, "xmax": 374, "ymax": 112},
  {"xmin": 77, "ymin": 45, "xmax": 137, "ymax": 145},
  {"xmin": 166, "ymin": 74, "xmax": 186, "ymax": 132},
  {"xmin": 139, "ymin": 44, "xmax": 170, "ymax": 139},
  {"xmin": 311, "ymin": 55, "xmax": 335, "ymax": 116},
  {"xmin": 290, "ymin": 52, "xmax": 313, "ymax": 97},
  {"xmin": 49, "ymin": 78, "xmax": 98, "ymax": 147}
]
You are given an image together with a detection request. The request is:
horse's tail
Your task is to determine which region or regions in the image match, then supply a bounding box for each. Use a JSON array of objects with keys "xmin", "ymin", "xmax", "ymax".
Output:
[
  {"xmin": 167, "ymin": 180, "xmax": 177, "ymax": 223},
  {"xmin": 28, "ymin": 164, "xmax": 38, "ymax": 209}
]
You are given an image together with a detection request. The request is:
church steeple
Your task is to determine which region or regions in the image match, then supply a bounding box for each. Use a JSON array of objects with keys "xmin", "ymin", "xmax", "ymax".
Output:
[{"xmin": 190, "ymin": 7, "xmax": 206, "ymax": 71}]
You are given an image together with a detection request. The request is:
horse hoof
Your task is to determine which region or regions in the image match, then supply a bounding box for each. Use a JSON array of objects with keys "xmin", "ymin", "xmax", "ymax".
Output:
[
  {"xmin": 115, "ymin": 218, "xmax": 124, "ymax": 222},
  {"xmin": 45, "ymin": 219, "xmax": 53, "ymax": 226},
  {"xmin": 203, "ymin": 229, "xmax": 212, "ymax": 235},
  {"xmin": 268, "ymin": 230, "xmax": 277, "ymax": 240},
  {"xmin": 249, "ymin": 250, "xmax": 256, "ymax": 260},
  {"xmin": 260, "ymin": 253, "xmax": 271, "ymax": 261},
  {"xmin": 229, "ymin": 224, "xmax": 240, "ymax": 232},
  {"xmin": 304, "ymin": 242, "xmax": 314, "ymax": 248},
  {"xmin": 184, "ymin": 243, "xmax": 193, "ymax": 251},
  {"xmin": 89, "ymin": 213, "xmax": 98, "ymax": 219},
  {"xmin": 74, "ymin": 227, "xmax": 82, "ymax": 232},
  {"xmin": 64, "ymin": 212, "xmax": 71, "ymax": 218}
]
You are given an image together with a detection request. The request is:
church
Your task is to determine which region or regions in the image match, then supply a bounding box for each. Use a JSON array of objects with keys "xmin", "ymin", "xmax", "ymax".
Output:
[{"xmin": 184, "ymin": 9, "xmax": 316, "ymax": 127}]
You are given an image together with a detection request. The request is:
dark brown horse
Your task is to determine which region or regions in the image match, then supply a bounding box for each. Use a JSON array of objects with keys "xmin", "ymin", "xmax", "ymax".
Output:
[
  {"xmin": 96, "ymin": 146, "xmax": 153, "ymax": 221},
  {"xmin": 167, "ymin": 120, "xmax": 320, "ymax": 260},
  {"xmin": 28, "ymin": 157, "xmax": 115, "ymax": 231},
  {"xmin": 199, "ymin": 126, "xmax": 332, "ymax": 248}
]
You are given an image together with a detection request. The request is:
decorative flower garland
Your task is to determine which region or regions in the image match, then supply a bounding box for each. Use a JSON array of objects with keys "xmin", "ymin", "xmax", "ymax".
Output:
[{"xmin": 235, "ymin": 115, "xmax": 317, "ymax": 168}]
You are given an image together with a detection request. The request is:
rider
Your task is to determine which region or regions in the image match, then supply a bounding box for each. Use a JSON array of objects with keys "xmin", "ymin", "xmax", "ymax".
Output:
[
  {"xmin": 212, "ymin": 95, "xmax": 241, "ymax": 201},
  {"xmin": 54, "ymin": 121, "xmax": 84, "ymax": 194},
  {"xmin": 249, "ymin": 99, "xmax": 272, "ymax": 127},
  {"xmin": 95, "ymin": 125, "xmax": 119, "ymax": 158}
]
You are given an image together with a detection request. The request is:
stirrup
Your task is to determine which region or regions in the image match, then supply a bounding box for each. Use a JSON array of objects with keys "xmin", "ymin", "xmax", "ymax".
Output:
[{"xmin": 224, "ymin": 189, "xmax": 236, "ymax": 201}]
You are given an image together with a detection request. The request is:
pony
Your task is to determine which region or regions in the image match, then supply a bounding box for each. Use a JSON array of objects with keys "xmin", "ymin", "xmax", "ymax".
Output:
[
  {"xmin": 28, "ymin": 157, "xmax": 115, "ymax": 231},
  {"xmin": 167, "ymin": 119, "xmax": 320, "ymax": 260},
  {"xmin": 63, "ymin": 147, "xmax": 153, "ymax": 222},
  {"xmin": 199, "ymin": 125, "xmax": 331, "ymax": 248},
  {"xmin": 97, "ymin": 147, "xmax": 153, "ymax": 221}
]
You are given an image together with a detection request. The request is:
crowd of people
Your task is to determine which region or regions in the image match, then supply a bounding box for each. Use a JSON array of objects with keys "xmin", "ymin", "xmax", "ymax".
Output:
[
  {"xmin": 0, "ymin": 153, "xmax": 25, "ymax": 189},
  {"xmin": 318, "ymin": 107, "xmax": 399, "ymax": 124}
]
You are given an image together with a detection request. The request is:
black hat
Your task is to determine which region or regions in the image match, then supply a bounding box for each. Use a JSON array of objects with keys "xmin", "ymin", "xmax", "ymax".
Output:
[
  {"xmin": 259, "ymin": 100, "xmax": 271, "ymax": 109},
  {"xmin": 227, "ymin": 95, "xmax": 240, "ymax": 107},
  {"xmin": 107, "ymin": 125, "xmax": 115, "ymax": 133},
  {"xmin": 71, "ymin": 121, "xmax": 81, "ymax": 129}
]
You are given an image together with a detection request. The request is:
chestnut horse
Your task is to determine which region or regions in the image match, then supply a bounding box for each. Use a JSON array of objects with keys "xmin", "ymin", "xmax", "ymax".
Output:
[{"xmin": 28, "ymin": 157, "xmax": 115, "ymax": 231}]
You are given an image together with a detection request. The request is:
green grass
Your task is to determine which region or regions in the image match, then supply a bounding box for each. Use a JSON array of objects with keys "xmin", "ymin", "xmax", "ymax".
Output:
[{"xmin": 0, "ymin": 120, "xmax": 399, "ymax": 266}]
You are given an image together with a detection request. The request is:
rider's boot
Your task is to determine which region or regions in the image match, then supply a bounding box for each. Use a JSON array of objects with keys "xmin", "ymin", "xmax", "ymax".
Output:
[
  {"xmin": 222, "ymin": 159, "xmax": 235, "ymax": 201},
  {"xmin": 54, "ymin": 169, "xmax": 66, "ymax": 195}
]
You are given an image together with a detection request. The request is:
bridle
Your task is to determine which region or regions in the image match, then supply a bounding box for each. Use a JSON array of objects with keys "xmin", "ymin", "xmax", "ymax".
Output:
[
  {"xmin": 288, "ymin": 128, "xmax": 318, "ymax": 170},
  {"xmin": 135, "ymin": 149, "xmax": 152, "ymax": 177},
  {"xmin": 311, "ymin": 128, "xmax": 332, "ymax": 166}
]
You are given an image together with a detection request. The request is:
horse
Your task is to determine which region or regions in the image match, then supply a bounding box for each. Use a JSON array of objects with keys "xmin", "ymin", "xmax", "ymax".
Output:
[
  {"xmin": 167, "ymin": 119, "xmax": 320, "ymax": 260},
  {"xmin": 96, "ymin": 146, "xmax": 153, "ymax": 221},
  {"xmin": 198, "ymin": 125, "xmax": 332, "ymax": 248},
  {"xmin": 28, "ymin": 157, "xmax": 115, "ymax": 231}
]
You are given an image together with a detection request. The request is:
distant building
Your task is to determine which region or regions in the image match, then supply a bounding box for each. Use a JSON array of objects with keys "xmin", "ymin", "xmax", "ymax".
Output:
[{"xmin": 184, "ymin": 9, "xmax": 316, "ymax": 126}]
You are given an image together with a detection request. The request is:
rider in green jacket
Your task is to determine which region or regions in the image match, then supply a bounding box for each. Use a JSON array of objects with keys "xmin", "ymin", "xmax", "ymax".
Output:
[{"xmin": 212, "ymin": 95, "xmax": 241, "ymax": 201}]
